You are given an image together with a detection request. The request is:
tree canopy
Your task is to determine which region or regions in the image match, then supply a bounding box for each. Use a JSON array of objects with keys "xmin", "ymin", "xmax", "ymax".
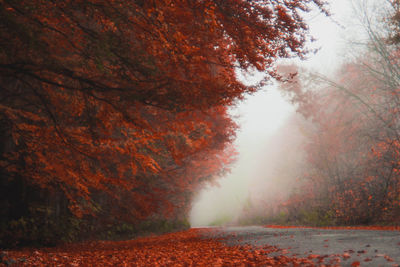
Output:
[{"xmin": 0, "ymin": 0, "xmax": 327, "ymax": 246}]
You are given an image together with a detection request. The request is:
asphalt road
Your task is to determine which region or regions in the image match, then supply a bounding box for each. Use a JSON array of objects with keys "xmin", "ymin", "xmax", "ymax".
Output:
[{"xmin": 202, "ymin": 226, "xmax": 400, "ymax": 266}]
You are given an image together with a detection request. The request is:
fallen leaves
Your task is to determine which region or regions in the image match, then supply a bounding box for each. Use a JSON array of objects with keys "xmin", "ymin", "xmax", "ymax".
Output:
[
  {"xmin": 342, "ymin": 252, "xmax": 351, "ymax": 260},
  {"xmin": 384, "ymin": 255, "xmax": 395, "ymax": 262},
  {"xmin": 2, "ymin": 227, "xmax": 399, "ymax": 266},
  {"xmin": 0, "ymin": 229, "xmax": 319, "ymax": 266}
]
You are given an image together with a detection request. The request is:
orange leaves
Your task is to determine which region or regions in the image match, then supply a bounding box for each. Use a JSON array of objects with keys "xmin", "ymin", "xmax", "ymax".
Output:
[
  {"xmin": 0, "ymin": 0, "xmax": 329, "ymax": 232},
  {"xmin": 342, "ymin": 252, "xmax": 351, "ymax": 260},
  {"xmin": 1, "ymin": 229, "xmax": 320, "ymax": 266},
  {"xmin": 0, "ymin": 80, "xmax": 237, "ymax": 219}
]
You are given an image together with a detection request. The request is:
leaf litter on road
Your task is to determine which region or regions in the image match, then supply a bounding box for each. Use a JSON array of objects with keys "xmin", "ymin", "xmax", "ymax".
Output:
[{"xmin": 1, "ymin": 228, "xmax": 345, "ymax": 266}]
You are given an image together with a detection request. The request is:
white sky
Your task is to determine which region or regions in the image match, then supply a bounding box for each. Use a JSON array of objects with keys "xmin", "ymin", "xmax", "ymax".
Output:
[{"xmin": 189, "ymin": 0, "xmax": 375, "ymax": 227}]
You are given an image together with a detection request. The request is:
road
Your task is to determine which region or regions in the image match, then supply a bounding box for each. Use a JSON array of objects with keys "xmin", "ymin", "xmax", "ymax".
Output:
[
  {"xmin": 202, "ymin": 226, "xmax": 400, "ymax": 266},
  {"xmin": 2, "ymin": 225, "xmax": 400, "ymax": 266}
]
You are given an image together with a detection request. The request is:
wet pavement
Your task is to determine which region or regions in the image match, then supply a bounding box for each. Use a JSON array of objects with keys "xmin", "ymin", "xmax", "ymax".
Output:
[{"xmin": 202, "ymin": 226, "xmax": 400, "ymax": 266}]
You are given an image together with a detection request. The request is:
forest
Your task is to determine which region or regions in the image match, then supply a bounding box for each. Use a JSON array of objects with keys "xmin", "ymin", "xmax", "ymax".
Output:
[
  {"xmin": 235, "ymin": 0, "xmax": 400, "ymax": 228},
  {"xmin": 0, "ymin": 0, "xmax": 328, "ymax": 247},
  {"xmin": 1, "ymin": 0, "xmax": 399, "ymax": 251}
]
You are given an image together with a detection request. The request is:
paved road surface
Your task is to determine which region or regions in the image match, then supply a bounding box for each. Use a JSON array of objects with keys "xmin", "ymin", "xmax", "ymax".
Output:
[{"xmin": 202, "ymin": 226, "xmax": 400, "ymax": 266}]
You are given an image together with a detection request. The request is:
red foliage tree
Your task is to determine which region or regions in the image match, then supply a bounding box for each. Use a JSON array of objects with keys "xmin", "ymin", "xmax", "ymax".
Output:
[
  {"xmin": 0, "ymin": 0, "xmax": 327, "ymax": 234},
  {"xmin": 277, "ymin": 33, "xmax": 400, "ymax": 225}
]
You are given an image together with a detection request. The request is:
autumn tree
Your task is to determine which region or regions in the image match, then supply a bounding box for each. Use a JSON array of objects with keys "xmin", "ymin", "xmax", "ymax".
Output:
[
  {"xmin": 272, "ymin": 1, "xmax": 400, "ymax": 225},
  {"xmin": 0, "ymin": 0, "xmax": 327, "ymax": 245}
]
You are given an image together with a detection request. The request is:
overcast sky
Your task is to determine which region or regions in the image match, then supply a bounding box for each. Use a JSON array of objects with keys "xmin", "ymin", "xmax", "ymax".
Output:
[{"xmin": 189, "ymin": 0, "xmax": 375, "ymax": 227}]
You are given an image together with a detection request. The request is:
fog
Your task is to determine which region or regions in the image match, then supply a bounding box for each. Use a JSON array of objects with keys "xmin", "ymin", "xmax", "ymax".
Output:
[
  {"xmin": 189, "ymin": 0, "xmax": 375, "ymax": 227},
  {"xmin": 190, "ymin": 87, "xmax": 294, "ymax": 226}
]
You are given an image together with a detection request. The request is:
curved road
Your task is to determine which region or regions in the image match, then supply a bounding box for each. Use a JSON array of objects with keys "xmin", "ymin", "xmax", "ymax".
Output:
[{"xmin": 202, "ymin": 226, "xmax": 400, "ymax": 266}]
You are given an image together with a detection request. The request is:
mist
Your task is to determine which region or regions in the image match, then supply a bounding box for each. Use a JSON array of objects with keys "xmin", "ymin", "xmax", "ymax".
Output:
[
  {"xmin": 189, "ymin": 0, "xmax": 363, "ymax": 227},
  {"xmin": 190, "ymin": 87, "xmax": 295, "ymax": 226}
]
